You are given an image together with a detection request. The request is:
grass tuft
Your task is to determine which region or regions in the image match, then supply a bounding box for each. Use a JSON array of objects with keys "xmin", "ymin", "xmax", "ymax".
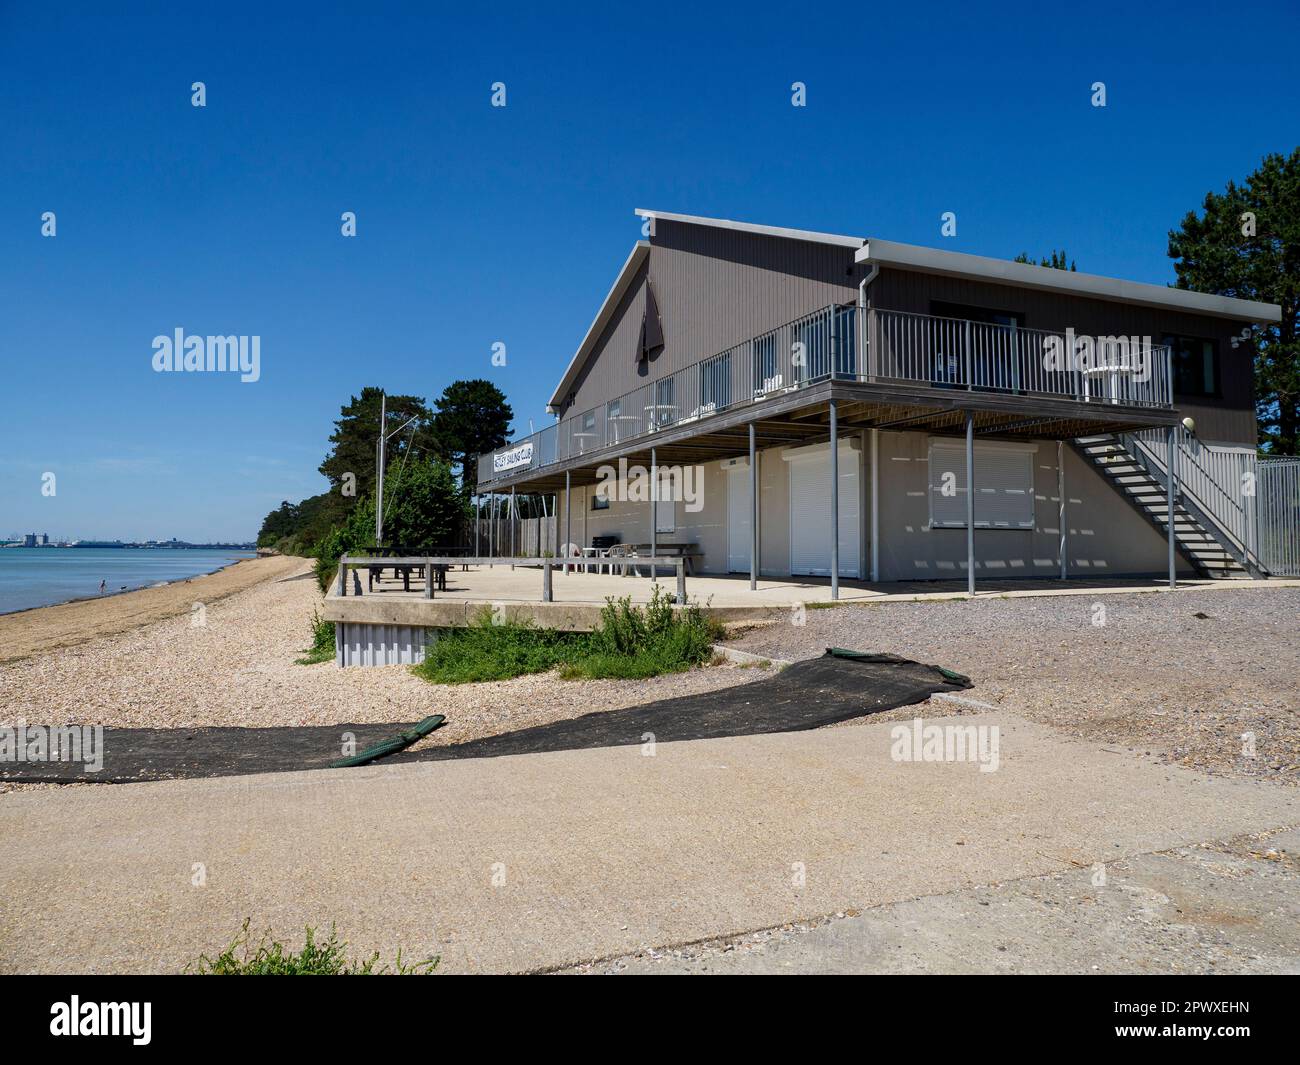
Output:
[
  {"xmin": 295, "ymin": 608, "xmax": 336, "ymax": 665},
  {"xmin": 413, "ymin": 611, "xmax": 582, "ymax": 684},
  {"xmin": 192, "ymin": 919, "xmax": 437, "ymax": 975}
]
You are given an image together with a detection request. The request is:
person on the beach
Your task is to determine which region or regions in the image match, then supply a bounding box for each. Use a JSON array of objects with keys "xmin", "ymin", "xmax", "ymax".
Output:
[{"xmin": 99, "ymin": 579, "xmax": 106, "ymax": 595}]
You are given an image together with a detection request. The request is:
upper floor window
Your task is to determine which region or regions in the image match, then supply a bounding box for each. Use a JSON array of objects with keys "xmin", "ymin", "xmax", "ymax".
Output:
[{"xmin": 1162, "ymin": 334, "xmax": 1220, "ymax": 398}]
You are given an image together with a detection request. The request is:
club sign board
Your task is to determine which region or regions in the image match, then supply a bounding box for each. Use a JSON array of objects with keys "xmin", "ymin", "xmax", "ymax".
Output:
[{"xmin": 493, "ymin": 442, "xmax": 534, "ymax": 473}]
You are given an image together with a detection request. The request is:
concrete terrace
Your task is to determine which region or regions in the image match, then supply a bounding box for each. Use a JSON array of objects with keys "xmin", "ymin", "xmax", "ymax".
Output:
[{"xmin": 321, "ymin": 562, "xmax": 1300, "ymax": 630}]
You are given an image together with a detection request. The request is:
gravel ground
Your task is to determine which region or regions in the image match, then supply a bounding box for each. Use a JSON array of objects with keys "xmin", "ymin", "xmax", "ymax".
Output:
[
  {"xmin": 0, "ymin": 560, "xmax": 758, "ymax": 775},
  {"xmin": 5, "ymin": 564, "xmax": 1294, "ymax": 793},
  {"xmin": 730, "ymin": 588, "xmax": 1300, "ymax": 784}
]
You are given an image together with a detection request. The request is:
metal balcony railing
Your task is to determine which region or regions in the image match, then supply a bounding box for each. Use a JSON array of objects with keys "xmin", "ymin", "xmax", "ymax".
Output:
[{"xmin": 478, "ymin": 303, "xmax": 1175, "ymax": 486}]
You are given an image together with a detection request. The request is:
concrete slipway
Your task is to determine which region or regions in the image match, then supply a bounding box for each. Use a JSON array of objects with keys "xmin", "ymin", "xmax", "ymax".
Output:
[{"xmin": 1, "ymin": 714, "xmax": 1296, "ymax": 974}]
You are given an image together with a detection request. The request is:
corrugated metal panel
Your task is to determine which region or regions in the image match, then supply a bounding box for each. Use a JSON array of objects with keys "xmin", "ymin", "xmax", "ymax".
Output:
[
  {"xmin": 1259, "ymin": 458, "xmax": 1300, "ymax": 576},
  {"xmin": 871, "ymin": 268, "xmax": 1257, "ymax": 445},
  {"xmin": 563, "ymin": 220, "xmax": 860, "ymax": 416},
  {"xmin": 335, "ymin": 623, "xmax": 431, "ymax": 668}
]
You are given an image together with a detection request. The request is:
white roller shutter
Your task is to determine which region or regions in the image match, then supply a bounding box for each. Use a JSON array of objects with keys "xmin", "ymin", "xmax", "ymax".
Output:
[
  {"xmin": 786, "ymin": 442, "xmax": 860, "ymax": 577},
  {"xmin": 929, "ymin": 441, "xmax": 1035, "ymax": 529},
  {"xmin": 727, "ymin": 464, "xmax": 751, "ymax": 572}
]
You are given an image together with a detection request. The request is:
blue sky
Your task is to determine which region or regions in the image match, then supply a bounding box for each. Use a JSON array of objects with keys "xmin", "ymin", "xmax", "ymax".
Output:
[{"xmin": 1, "ymin": 1, "xmax": 1295, "ymax": 541}]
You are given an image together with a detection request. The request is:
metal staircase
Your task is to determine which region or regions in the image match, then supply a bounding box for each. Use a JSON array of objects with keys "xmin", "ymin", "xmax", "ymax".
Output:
[{"xmin": 1072, "ymin": 434, "xmax": 1265, "ymax": 579}]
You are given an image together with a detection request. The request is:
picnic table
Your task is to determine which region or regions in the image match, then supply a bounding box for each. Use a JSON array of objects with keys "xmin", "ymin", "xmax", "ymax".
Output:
[
  {"xmin": 362, "ymin": 547, "xmax": 465, "ymax": 592},
  {"xmin": 614, "ymin": 542, "xmax": 700, "ymax": 577}
]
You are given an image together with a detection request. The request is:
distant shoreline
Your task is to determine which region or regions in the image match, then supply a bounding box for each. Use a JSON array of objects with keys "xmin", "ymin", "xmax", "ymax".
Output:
[
  {"xmin": 0, "ymin": 554, "xmax": 255, "ymax": 620},
  {"xmin": 0, "ymin": 550, "xmax": 258, "ymax": 618},
  {"xmin": 0, "ymin": 554, "xmax": 308, "ymax": 665}
]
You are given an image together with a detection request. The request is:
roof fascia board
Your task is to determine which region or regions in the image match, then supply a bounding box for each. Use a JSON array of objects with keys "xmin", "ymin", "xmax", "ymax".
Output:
[
  {"xmin": 857, "ymin": 238, "xmax": 1281, "ymax": 323},
  {"xmin": 635, "ymin": 208, "xmax": 865, "ymax": 250}
]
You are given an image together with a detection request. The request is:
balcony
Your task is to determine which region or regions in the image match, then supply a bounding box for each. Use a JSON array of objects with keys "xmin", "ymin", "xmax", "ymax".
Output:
[{"xmin": 478, "ymin": 303, "xmax": 1174, "ymax": 487}]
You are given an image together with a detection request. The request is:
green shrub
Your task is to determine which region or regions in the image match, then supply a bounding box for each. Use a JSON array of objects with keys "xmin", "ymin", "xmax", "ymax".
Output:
[
  {"xmin": 414, "ymin": 611, "xmax": 588, "ymax": 684},
  {"xmin": 413, "ymin": 588, "xmax": 722, "ymax": 684},
  {"xmin": 193, "ymin": 919, "xmax": 436, "ymax": 975},
  {"xmin": 315, "ymin": 498, "xmax": 377, "ymax": 592},
  {"xmin": 574, "ymin": 587, "xmax": 720, "ymax": 679},
  {"xmin": 295, "ymin": 609, "xmax": 336, "ymax": 665}
]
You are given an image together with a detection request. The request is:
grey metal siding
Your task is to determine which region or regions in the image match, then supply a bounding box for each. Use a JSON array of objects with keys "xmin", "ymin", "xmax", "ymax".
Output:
[
  {"xmin": 335, "ymin": 622, "xmax": 430, "ymax": 667},
  {"xmin": 561, "ymin": 220, "xmax": 860, "ymax": 417},
  {"xmin": 555, "ymin": 224, "xmax": 1258, "ymax": 446},
  {"xmin": 870, "ymin": 268, "xmax": 1257, "ymax": 445}
]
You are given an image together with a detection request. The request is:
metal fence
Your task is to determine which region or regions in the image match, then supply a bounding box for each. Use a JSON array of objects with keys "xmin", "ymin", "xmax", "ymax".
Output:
[
  {"xmin": 1124, "ymin": 429, "xmax": 1300, "ymax": 578},
  {"xmin": 335, "ymin": 554, "xmax": 692, "ymax": 603},
  {"xmin": 478, "ymin": 302, "xmax": 1176, "ymax": 488},
  {"xmin": 1259, "ymin": 457, "xmax": 1300, "ymax": 576},
  {"xmin": 1126, "ymin": 427, "xmax": 1261, "ymax": 563},
  {"xmin": 871, "ymin": 309, "xmax": 1172, "ymax": 407}
]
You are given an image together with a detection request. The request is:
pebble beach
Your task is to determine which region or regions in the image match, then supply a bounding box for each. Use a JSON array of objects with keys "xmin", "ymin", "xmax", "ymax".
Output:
[
  {"xmin": 2, "ymin": 555, "xmax": 1296, "ymax": 790},
  {"xmin": 0, "ymin": 555, "xmax": 756, "ymax": 755}
]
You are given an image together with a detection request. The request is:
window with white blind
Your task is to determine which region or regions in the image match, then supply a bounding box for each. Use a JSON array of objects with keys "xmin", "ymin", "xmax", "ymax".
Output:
[{"xmin": 929, "ymin": 440, "xmax": 1035, "ymax": 529}]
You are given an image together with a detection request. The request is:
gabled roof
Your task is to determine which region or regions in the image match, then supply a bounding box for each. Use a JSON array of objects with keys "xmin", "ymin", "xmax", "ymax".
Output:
[{"xmin": 547, "ymin": 241, "xmax": 649, "ymax": 412}]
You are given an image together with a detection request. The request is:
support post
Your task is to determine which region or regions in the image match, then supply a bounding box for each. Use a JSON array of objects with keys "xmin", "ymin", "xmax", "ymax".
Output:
[
  {"xmin": 564, "ymin": 470, "xmax": 572, "ymax": 575},
  {"xmin": 1058, "ymin": 440, "xmax": 1067, "ymax": 580},
  {"xmin": 375, "ymin": 393, "xmax": 386, "ymax": 544},
  {"xmin": 650, "ymin": 447, "xmax": 657, "ymax": 579},
  {"xmin": 870, "ymin": 428, "xmax": 880, "ymax": 582},
  {"xmin": 964, "ymin": 320, "xmax": 973, "ymax": 390},
  {"xmin": 337, "ymin": 559, "xmax": 347, "ymax": 597},
  {"xmin": 488, "ymin": 493, "xmax": 494, "ymax": 567},
  {"xmin": 1010, "ymin": 319, "xmax": 1020, "ymax": 393},
  {"xmin": 868, "ymin": 306, "xmax": 879, "ymax": 381},
  {"xmin": 749, "ymin": 422, "xmax": 757, "ymax": 591},
  {"xmin": 965, "ymin": 411, "xmax": 975, "ymax": 597},
  {"xmin": 676, "ymin": 558, "xmax": 685, "ymax": 605},
  {"xmin": 829, "ymin": 401, "xmax": 839, "ymax": 600},
  {"xmin": 1167, "ymin": 424, "xmax": 1177, "ymax": 589},
  {"xmin": 510, "ymin": 486, "xmax": 516, "ymax": 570},
  {"xmin": 424, "ymin": 561, "xmax": 433, "ymax": 600},
  {"xmin": 474, "ymin": 495, "xmax": 480, "ymax": 560},
  {"xmin": 542, "ymin": 557, "xmax": 553, "ymax": 602}
]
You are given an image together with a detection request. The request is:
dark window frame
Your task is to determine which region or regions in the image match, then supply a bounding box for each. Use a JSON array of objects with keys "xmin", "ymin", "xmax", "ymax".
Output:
[
  {"xmin": 1161, "ymin": 333, "xmax": 1222, "ymax": 399},
  {"xmin": 930, "ymin": 301, "xmax": 1026, "ymax": 328}
]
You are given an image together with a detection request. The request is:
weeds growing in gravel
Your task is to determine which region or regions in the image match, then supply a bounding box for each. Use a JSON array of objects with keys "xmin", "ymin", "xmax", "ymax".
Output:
[
  {"xmin": 412, "ymin": 587, "xmax": 722, "ymax": 684},
  {"xmin": 414, "ymin": 613, "xmax": 583, "ymax": 683},
  {"xmin": 192, "ymin": 918, "xmax": 437, "ymax": 975},
  {"xmin": 295, "ymin": 609, "xmax": 336, "ymax": 665},
  {"xmin": 570, "ymin": 586, "xmax": 721, "ymax": 680}
]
